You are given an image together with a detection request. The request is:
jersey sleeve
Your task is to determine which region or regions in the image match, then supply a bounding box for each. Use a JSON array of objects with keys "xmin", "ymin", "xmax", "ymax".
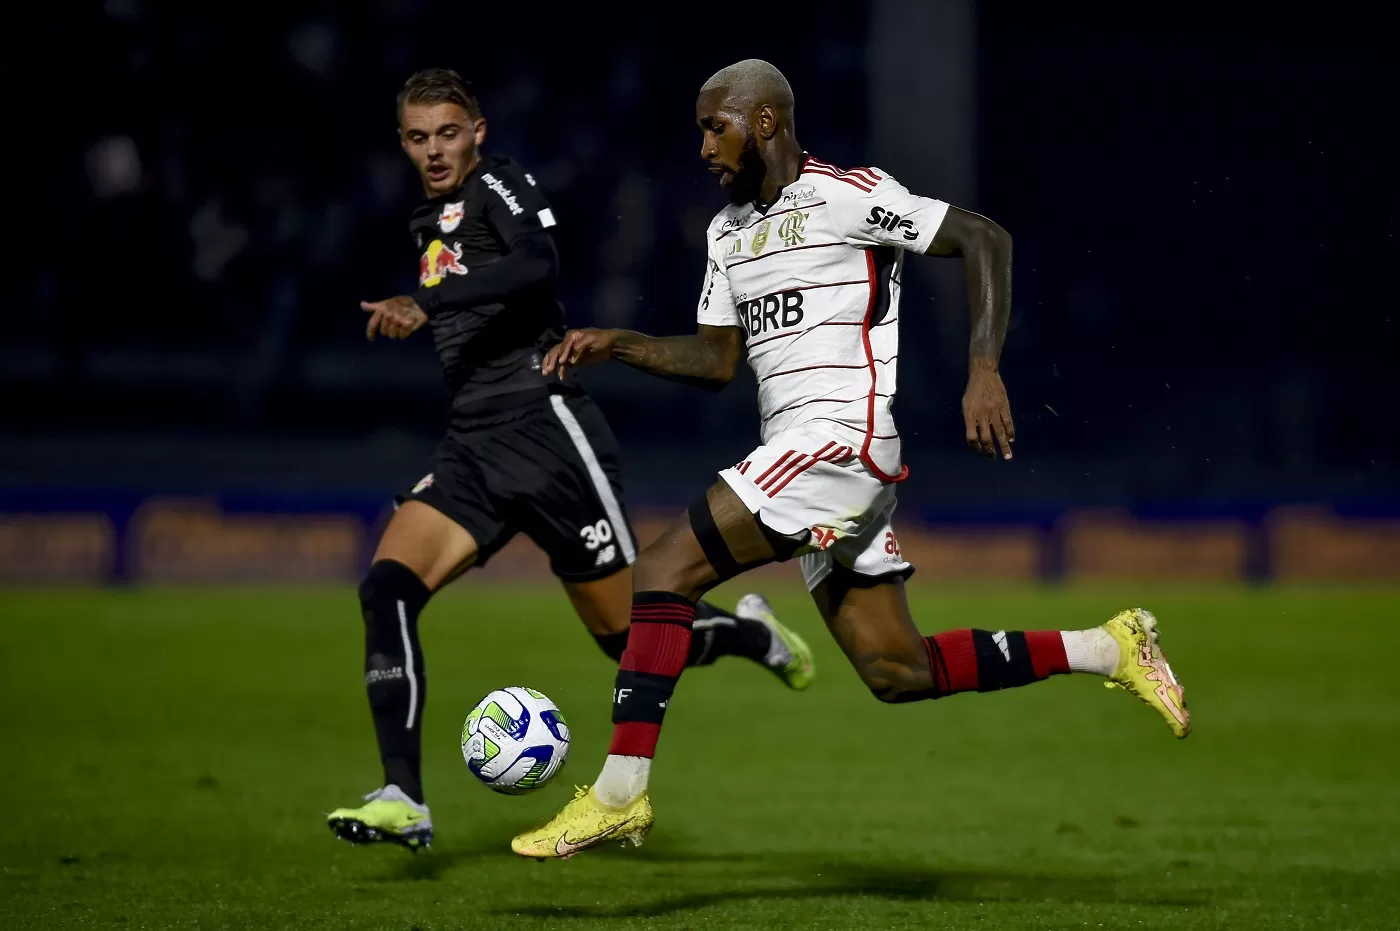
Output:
[
  {"xmin": 480, "ymin": 159, "xmax": 559, "ymax": 245},
  {"xmin": 827, "ymin": 170, "xmax": 950, "ymax": 254},
  {"xmin": 695, "ymin": 236, "xmax": 739, "ymax": 327}
]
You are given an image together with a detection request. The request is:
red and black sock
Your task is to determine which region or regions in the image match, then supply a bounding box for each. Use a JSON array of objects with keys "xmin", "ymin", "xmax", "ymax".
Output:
[
  {"xmin": 924, "ymin": 629, "xmax": 1069, "ymax": 696},
  {"xmin": 591, "ymin": 599, "xmax": 772, "ymax": 668},
  {"xmin": 609, "ymin": 591, "xmax": 695, "ymax": 758}
]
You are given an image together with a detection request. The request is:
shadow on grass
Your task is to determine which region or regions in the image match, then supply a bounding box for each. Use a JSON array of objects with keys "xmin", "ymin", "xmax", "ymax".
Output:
[
  {"xmin": 497, "ymin": 860, "xmax": 1204, "ymax": 919},
  {"xmin": 374, "ymin": 836, "xmax": 766, "ymax": 882}
]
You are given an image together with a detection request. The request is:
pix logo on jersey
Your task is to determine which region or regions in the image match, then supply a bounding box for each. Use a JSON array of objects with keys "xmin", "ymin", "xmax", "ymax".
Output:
[
  {"xmin": 866, "ymin": 206, "xmax": 919, "ymax": 242},
  {"xmin": 438, "ymin": 201, "xmax": 465, "ymax": 233},
  {"xmin": 418, "ymin": 240, "xmax": 469, "ymax": 288}
]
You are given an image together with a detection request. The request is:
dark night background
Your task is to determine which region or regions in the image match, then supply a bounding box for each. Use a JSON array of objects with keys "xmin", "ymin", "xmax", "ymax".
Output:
[{"xmin": 2, "ymin": 2, "xmax": 1395, "ymax": 515}]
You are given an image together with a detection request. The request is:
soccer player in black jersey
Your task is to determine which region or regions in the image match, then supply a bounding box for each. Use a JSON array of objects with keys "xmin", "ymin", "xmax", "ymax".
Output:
[{"xmin": 327, "ymin": 69, "xmax": 815, "ymax": 851}]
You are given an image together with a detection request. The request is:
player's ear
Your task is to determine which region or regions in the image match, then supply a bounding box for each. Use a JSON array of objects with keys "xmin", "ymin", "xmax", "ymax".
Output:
[
  {"xmin": 757, "ymin": 105, "xmax": 777, "ymax": 141},
  {"xmin": 473, "ymin": 118, "xmax": 488, "ymax": 147}
]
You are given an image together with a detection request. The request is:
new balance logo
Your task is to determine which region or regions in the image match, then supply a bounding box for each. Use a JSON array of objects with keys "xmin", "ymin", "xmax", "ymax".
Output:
[{"xmin": 594, "ymin": 544, "xmax": 617, "ymax": 567}]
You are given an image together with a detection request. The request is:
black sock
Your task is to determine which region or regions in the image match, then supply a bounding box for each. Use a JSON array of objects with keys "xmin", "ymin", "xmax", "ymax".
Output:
[
  {"xmin": 359, "ymin": 559, "xmax": 431, "ymax": 804},
  {"xmin": 686, "ymin": 599, "xmax": 776, "ymax": 667},
  {"xmin": 591, "ymin": 599, "xmax": 775, "ymax": 668}
]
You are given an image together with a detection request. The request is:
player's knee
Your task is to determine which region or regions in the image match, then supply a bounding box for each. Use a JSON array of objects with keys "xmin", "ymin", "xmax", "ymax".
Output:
[
  {"xmin": 592, "ymin": 630, "xmax": 629, "ymax": 662},
  {"xmin": 358, "ymin": 559, "xmax": 430, "ymax": 638},
  {"xmin": 631, "ymin": 543, "xmax": 702, "ymax": 601}
]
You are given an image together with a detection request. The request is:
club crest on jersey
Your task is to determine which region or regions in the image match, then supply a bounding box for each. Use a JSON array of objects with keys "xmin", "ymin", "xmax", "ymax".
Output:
[
  {"xmin": 751, "ymin": 219, "xmax": 771, "ymax": 255},
  {"xmin": 778, "ymin": 209, "xmax": 807, "ymax": 246},
  {"xmin": 438, "ymin": 201, "xmax": 465, "ymax": 233}
]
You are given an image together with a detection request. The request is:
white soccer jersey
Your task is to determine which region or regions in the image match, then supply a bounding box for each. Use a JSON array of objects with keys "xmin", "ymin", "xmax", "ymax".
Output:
[{"xmin": 696, "ymin": 155, "xmax": 949, "ymax": 482}]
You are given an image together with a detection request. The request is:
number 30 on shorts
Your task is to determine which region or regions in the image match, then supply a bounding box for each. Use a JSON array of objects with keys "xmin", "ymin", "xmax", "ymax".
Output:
[{"xmin": 579, "ymin": 519, "xmax": 614, "ymax": 551}]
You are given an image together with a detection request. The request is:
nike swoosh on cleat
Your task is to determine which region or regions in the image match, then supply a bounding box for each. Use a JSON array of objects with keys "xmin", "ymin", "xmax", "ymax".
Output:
[
  {"xmin": 554, "ymin": 821, "xmax": 630, "ymax": 858},
  {"xmin": 1138, "ymin": 646, "xmax": 1189, "ymax": 727}
]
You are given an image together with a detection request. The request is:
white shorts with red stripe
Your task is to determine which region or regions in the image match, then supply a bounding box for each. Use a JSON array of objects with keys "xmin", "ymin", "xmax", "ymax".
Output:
[{"xmin": 718, "ymin": 426, "xmax": 913, "ymax": 591}]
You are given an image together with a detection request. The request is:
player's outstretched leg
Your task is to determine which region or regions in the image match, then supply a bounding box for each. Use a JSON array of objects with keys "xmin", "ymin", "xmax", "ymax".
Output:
[
  {"xmin": 699, "ymin": 594, "xmax": 815, "ymax": 691},
  {"xmin": 567, "ymin": 568, "xmax": 814, "ymax": 690},
  {"xmin": 328, "ymin": 501, "xmax": 478, "ymax": 851},
  {"xmin": 512, "ymin": 482, "xmax": 796, "ymax": 859},
  {"xmin": 811, "ymin": 567, "xmax": 1189, "ymax": 737}
]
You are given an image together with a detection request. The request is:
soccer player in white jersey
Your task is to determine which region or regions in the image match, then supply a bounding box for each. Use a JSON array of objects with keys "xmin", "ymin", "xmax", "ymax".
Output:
[{"xmin": 511, "ymin": 59, "xmax": 1190, "ymax": 860}]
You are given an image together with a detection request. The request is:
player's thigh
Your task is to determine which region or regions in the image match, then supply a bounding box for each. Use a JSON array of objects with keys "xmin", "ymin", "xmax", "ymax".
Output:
[
  {"xmin": 511, "ymin": 393, "xmax": 639, "ymax": 585},
  {"xmin": 804, "ymin": 495, "xmax": 926, "ymax": 699},
  {"xmin": 634, "ymin": 479, "xmax": 787, "ymax": 600},
  {"xmin": 810, "ymin": 571, "xmax": 931, "ymax": 700},
  {"xmin": 560, "ymin": 565, "xmax": 632, "ymax": 636},
  {"xmin": 373, "ymin": 500, "xmax": 479, "ymax": 592}
]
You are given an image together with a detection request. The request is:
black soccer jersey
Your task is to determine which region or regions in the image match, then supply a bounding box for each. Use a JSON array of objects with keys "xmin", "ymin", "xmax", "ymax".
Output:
[{"xmin": 408, "ymin": 153, "xmax": 574, "ymax": 425}]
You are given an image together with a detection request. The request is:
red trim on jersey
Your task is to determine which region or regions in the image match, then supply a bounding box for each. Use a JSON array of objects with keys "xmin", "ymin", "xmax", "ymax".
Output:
[
  {"xmin": 860, "ymin": 250, "xmax": 909, "ymax": 484},
  {"xmin": 802, "ymin": 156, "xmax": 883, "ymax": 191},
  {"xmin": 714, "ymin": 202, "xmax": 829, "ymax": 239},
  {"xmin": 761, "ymin": 443, "xmax": 833, "ymax": 493},
  {"xmin": 748, "ymin": 319, "xmax": 864, "ymax": 350},
  {"xmin": 806, "ymin": 417, "xmax": 900, "ymax": 441},
  {"xmin": 726, "ymin": 241, "xmax": 846, "ymax": 268},
  {"xmin": 744, "ymin": 279, "xmax": 868, "ymax": 306},
  {"xmin": 768, "ymin": 443, "xmax": 853, "ymax": 498},
  {"xmin": 760, "ymin": 392, "xmax": 894, "ymax": 426},
  {"xmin": 758, "ymin": 362, "xmax": 868, "ymax": 383},
  {"xmin": 802, "ymin": 166, "xmax": 873, "ymax": 192},
  {"xmin": 754, "ymin": 450, "xmax": 797, "ymax": 485},
  {"xmin": 803, "ymin": 155, "xmax": 883, "ymax": 185},
  {"xmin": 759, "ymin": 450, "xmax": 809, "ymax": 492}
]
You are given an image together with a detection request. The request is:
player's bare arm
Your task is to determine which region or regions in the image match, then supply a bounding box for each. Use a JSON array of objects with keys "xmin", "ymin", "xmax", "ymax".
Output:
[
  {"xmin": 362, "ymin": 295, "xmax": 429, "ymax": 341},
  {"xmin": 542, "ymin": 325, "xmax": 744, "ymax": 392},
  {"xmin": 926, "ymin": 206, "xmax": 1015, "ymax": 460}
]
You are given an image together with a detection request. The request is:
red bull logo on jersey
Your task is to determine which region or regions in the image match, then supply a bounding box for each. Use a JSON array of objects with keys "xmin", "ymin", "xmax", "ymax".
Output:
[
  {"xmin": 418, "ymin": 240, "xmax": 469, "ymax": 288},
  {"xmin": 438, "ymin": 201, "xmax": 464, "ymax": 232}
]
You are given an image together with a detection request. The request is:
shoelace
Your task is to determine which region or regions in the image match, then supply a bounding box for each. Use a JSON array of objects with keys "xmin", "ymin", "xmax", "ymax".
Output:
[{"xmin": 571, "ymin": 785, "xmax": 591, "ymax": 802}]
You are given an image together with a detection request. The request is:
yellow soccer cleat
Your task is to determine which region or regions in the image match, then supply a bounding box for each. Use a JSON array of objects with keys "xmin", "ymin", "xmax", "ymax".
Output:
[
  {"xmin": 511, "ymin": 785, "xmax": 653, "ymax": 860},
  {"xmin": 736, "ymin": 593, "xmax": 816, "ymax": 691},
  {"xmin": 327, "ymin": 784, "xmax": 433, "ymax": 850},
  {"xmin": 1103, "ymin": 608, "xmax": 1190, "ymax": 738}
]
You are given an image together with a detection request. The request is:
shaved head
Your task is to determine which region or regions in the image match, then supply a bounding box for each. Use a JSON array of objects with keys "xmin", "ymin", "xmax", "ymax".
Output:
[
  {"xmin": 700, "ymin": 59, "xmax": 794, "ymax": 120},
  {"xmin": 696, "ymin": 59, "xmax": 803, "ymax": 206}
]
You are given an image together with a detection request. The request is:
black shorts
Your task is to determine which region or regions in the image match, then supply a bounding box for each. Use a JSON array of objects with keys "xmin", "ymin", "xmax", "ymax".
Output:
[{"xmin": 396, "ymin": 392, "xmax": 637, "ymax": 583}]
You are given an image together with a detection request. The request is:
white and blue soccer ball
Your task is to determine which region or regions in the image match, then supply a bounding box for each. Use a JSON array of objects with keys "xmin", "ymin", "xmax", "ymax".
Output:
[{"xmin": 460, "ymin": 687, "xmax": 570, "ymax": 794}]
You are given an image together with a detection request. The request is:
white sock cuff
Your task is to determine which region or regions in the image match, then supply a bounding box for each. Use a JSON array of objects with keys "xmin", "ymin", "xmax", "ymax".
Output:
[{"xmin": 1060, "ymin": 629, "xmax": 1118, "ymax": 677}]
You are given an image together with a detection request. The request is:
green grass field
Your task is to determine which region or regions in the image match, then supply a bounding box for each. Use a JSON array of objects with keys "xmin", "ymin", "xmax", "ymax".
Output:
[{"xmin": 2, "ymin": 583, "xmax": 1398, "ymax": 930}]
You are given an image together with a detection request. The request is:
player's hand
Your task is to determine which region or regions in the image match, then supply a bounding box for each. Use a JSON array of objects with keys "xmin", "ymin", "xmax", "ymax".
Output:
[
  {"xmin": 542, "ymin": 328, "xmax": 617, "ymax": 380},
  {"xmin": 962, "ymin": 362, "xmax": 1015, "ymax": 459},
  {"xmin": 362, "ymin": 296, "xmax": 428, "ymax": 341}
]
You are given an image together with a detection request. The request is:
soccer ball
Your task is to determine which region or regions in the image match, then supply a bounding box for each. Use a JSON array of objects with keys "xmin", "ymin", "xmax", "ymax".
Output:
[{"xmin": 461, "ymin": 687, "xmax": 570, "ymax": 794}]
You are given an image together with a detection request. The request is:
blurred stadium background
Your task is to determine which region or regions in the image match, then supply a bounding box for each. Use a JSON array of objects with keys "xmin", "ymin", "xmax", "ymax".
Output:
[
  {"xmin": 4, "ymin": 6, "xmax": 1400, "ymax": 930},
  {"xmin": 2, "ymin": 3, "xmax": 1396, "ymax": 587}
]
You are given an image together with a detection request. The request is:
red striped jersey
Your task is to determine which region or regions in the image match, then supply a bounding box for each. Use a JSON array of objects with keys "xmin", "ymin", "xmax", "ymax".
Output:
[{"xmin": 696, "ymin": 155, "xmax": 950, "ymax": 482}]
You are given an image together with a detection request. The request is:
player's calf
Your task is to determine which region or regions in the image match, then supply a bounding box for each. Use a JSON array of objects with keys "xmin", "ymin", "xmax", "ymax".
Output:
[
  {"xmin": 851, "ymin": 648, "xmax": 938, "ymax": 703},
  {"xmin": 360, "ymin": 559, "xmax": 431, "ymax": 803}
]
